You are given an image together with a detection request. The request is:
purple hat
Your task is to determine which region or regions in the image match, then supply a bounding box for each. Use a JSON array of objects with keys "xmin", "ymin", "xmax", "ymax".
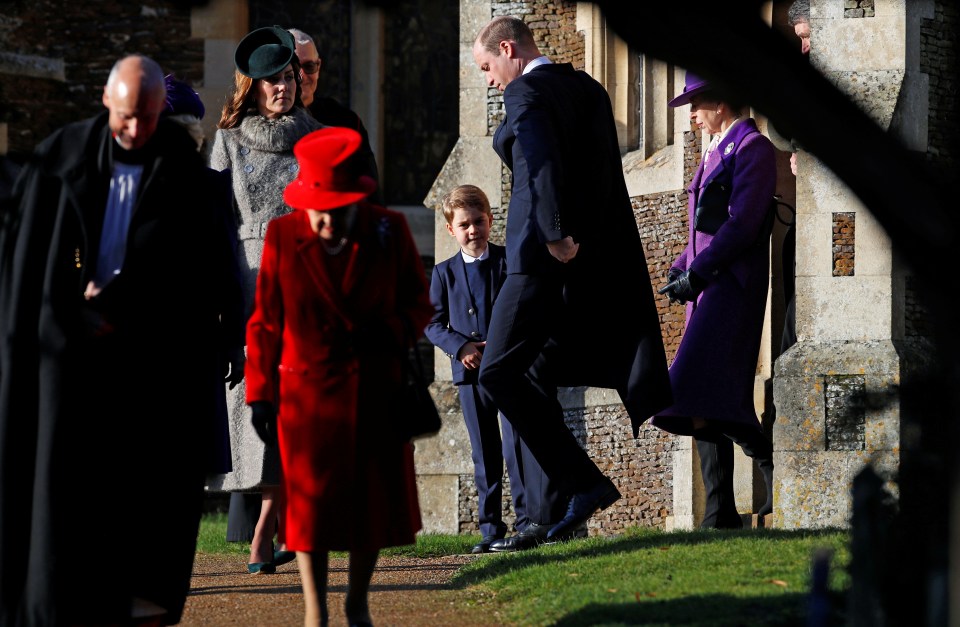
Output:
[
  {"xmin": 163, "ymin": 75, "xmax": 205, "ymax": 120},
  {"xmin": 668, "ymin": 71, "xmax": 712, "ymax": 108}
]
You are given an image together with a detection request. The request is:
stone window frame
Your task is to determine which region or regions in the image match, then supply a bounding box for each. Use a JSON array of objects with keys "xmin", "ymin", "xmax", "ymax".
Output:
[
  {"xmin": 576, "ymin": 4, "xmax": 686, "ymax": 195},
  {"xmin": 575, "ymin": 4, "xmax": 676, "ymax": 157}
]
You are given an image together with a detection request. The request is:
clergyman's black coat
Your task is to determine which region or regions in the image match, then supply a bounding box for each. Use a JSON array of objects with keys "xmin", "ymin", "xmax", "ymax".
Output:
[{"xmin": 0, "ymin": 113, "xmax": 240, "ymax": 625}]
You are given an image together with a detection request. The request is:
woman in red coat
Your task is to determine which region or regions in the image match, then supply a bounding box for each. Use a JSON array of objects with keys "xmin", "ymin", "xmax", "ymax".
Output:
[{"xmin": 244, "ymin": 127, "xmax": 433, "ymax": 626}]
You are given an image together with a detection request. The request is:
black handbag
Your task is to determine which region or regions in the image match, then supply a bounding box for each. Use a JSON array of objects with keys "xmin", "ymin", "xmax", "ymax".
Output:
[
  {"xmin": 696, "ymin": 185, "xmax": 783, "ymax": 243},
  {"xmin": 395, "ymin": 322, "xmax": 442, "ymax": 441},
  {"xmin": 695, "ymin": 128, "xmax": 767, "ymax": 235},
  {"xmin": 694, "ymin": 179, "xmax": 731, "ymax": 235}
]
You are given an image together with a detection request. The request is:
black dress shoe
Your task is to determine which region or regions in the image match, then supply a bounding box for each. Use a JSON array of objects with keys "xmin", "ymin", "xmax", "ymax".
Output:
[
  {"xmin": 547, "ymin": 479, "xmax": 621, "ymax": 541},
  {"xmin": 701, "ymin": 512, "xmax": 744, "ymax": 530},
  {"xmin": 472, "ymin": 535, "xmax": 500, "ymax": 554},
  {"xmin": 488, "ymin": 523, "xmax": 551, "ymax": 552}
]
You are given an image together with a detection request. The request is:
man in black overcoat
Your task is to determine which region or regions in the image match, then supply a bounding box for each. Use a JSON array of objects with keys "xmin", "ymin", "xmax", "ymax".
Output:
[
  {"xmin": 0, "ymin": 55, "xmax": 239, "ymax": 626},
  {"xmin": 472, "ymin": 16, "xmax": 672, "ymax": 545}
]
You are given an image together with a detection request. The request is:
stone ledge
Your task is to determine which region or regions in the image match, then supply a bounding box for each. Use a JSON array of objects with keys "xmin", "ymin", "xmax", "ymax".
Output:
[{"xmin": 0, "ymin": 52, "xmax": 65, "ymax": 81}]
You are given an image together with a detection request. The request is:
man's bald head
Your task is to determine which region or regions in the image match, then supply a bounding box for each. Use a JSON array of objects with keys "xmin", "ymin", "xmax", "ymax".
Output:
[{"xmin": 102, "ymin": 55, "xmax": 167, "ymax": 151}]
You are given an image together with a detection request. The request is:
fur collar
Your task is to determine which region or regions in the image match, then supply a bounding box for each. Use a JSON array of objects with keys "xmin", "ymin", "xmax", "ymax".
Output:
[{"xmin": 237, "ymin": 107, "xmax": 320, "ymax": 152}]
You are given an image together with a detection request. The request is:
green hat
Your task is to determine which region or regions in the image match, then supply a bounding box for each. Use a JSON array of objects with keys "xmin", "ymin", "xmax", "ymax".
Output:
[{"xmin": 235, "ymin": 26, "xmax": 296, "ymax": 80}]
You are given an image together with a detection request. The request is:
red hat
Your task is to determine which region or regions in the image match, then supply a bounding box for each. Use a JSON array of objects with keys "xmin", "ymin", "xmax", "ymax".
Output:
[{"xmin": 283, "ymin": 127, "xmax": 378, "ymax": 211}]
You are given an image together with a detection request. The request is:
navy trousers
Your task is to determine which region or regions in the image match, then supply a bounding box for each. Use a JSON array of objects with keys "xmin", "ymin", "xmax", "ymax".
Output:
[{"xmin": 479, "ymin": 273, "xmax": 607, "ymax": 495}]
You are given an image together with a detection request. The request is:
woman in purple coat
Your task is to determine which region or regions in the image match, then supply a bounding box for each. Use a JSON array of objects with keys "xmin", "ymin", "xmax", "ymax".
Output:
[{"xmin": 654, "ymin": 72, "xmax": 776, "ymax": 529}]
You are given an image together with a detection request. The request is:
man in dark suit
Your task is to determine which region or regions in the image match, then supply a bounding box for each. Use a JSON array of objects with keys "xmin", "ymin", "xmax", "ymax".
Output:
[
  {"xmin": 0, "ymin": 55, "xmax": 237, "ymax": 625},
  {"xmin": 472, "ymin": 16, "xmax": 672, "ymax": 543},
  {"xmin": 288, "ymin": 27, "xmax": 383, "ymax": 206}
]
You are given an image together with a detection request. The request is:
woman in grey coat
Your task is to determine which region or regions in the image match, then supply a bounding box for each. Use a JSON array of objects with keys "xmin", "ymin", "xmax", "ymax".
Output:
[{"xmin": 206, "ymin": 25, "xmax": 322, "ymax": 573}]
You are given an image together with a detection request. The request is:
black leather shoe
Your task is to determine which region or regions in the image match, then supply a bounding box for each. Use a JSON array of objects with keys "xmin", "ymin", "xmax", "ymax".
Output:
[
  {"xmin": 471, "ymin": 535, "xmax": 500, "ymax": 554},
  {"xmin": 488, "ymin": 523, "xmax": 551, "ymax": 552},
  {"xmin": 547, "ymin": 480, "xmax": 621, "ymax": 541}
]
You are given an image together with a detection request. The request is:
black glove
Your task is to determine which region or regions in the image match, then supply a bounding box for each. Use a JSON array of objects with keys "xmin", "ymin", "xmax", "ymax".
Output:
[
  {"xmin": 658, "ymin": 268, "xmax": 684, "ymax": 303},
  {"xmin": 658, "ymin": 269, "xmax": 707, "ymax": 305},
  {"xmin": 250, "ymin": 401, "xmax": 277, "ymax": 447}
]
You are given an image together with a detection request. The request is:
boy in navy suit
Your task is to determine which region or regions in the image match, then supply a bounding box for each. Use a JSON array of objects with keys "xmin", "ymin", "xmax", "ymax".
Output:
[{"xmin": 426, "ymin": 185, "xmax": 565, "ymax": 553}]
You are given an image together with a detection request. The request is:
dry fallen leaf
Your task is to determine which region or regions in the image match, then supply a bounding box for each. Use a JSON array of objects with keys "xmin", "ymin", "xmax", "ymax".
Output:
[{"xmin": 769, "ymin": 579, "xmax": 788, "ymax": 587}]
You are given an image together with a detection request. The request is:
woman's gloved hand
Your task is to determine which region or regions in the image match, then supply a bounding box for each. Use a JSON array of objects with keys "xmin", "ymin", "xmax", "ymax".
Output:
[
  {"xmin": 250, "ymin": 401, "xmax": 277, "ymax": 447},
  {"xmin": 658, "ymin": 269, "xmax": 706, "ymax": 305}
]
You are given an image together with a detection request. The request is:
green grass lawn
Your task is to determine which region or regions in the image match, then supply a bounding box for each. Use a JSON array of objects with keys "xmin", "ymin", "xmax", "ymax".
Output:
[{"xmin": 197, "ymin": 514, "xmax": 849, "ymax": 626}]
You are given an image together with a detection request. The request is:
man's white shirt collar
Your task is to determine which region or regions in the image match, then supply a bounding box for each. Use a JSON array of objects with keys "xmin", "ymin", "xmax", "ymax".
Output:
[{"xmin": 523, "ymin": 56, "xmax": 551, "ymax": 75}]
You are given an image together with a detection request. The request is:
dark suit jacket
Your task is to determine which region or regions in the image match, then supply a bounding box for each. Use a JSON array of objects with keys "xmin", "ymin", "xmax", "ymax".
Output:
[
  {"xmin": 309, "ymin": 96, "xmax": 383, "ymax": 206},
  {"xmin": 425, "ymin": 243, "xmax": 507, "ymax": 385},
  {"xmin": 493, "ymin": 62, "xmax": 672, "ymax": 433}
]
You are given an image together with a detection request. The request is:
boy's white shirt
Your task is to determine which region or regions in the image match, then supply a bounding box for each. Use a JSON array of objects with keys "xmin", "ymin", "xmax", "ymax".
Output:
[{"xmin": 460, "ymin": 246, "xmax": 489, "ymax": 263}]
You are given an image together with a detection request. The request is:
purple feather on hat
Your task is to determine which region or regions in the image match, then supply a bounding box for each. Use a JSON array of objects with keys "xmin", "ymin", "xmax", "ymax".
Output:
[{"xmin": 163, "ymin": 75, "xmax": 205, "ymax": 120}]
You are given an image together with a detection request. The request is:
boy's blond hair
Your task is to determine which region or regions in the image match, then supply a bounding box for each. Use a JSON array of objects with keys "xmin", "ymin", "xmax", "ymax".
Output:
[{"xmin": 440, "ymin": 184, "xmax": 492, "ymax": 224}]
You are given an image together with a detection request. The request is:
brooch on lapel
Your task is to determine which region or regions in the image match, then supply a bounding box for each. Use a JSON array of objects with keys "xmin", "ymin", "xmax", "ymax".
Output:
[
  {"xmin": 376, "ymin": 216, "xmax": 391, "ymax": 248},
  {"xmin": 724, "ymin": 142, "xmax": 735, "ymax": 156}
]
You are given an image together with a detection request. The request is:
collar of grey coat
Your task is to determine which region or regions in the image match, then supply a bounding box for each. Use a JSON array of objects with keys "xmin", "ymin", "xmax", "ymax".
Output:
[{"xmin": 237, "ymin": 107, "xmax": 320, "ymax": 152}]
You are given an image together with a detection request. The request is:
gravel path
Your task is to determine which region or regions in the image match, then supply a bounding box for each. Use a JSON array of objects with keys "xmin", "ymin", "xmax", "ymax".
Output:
[{"xmin": 180, "ymin": 553, "xmax": 504, "ymax": 626}]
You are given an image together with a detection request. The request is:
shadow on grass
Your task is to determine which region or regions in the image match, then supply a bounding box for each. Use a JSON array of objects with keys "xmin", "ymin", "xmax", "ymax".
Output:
[
  {"xmin": 448, "ymin": 527, "xmax": 848, "ymax": 626},
  {"xmin": 550, "ymin": 590, "xmax": 846, "ymax": 626},
  {"xmin": 451, "ymin": 527, "xmax": 848, "ymax": 587}
]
